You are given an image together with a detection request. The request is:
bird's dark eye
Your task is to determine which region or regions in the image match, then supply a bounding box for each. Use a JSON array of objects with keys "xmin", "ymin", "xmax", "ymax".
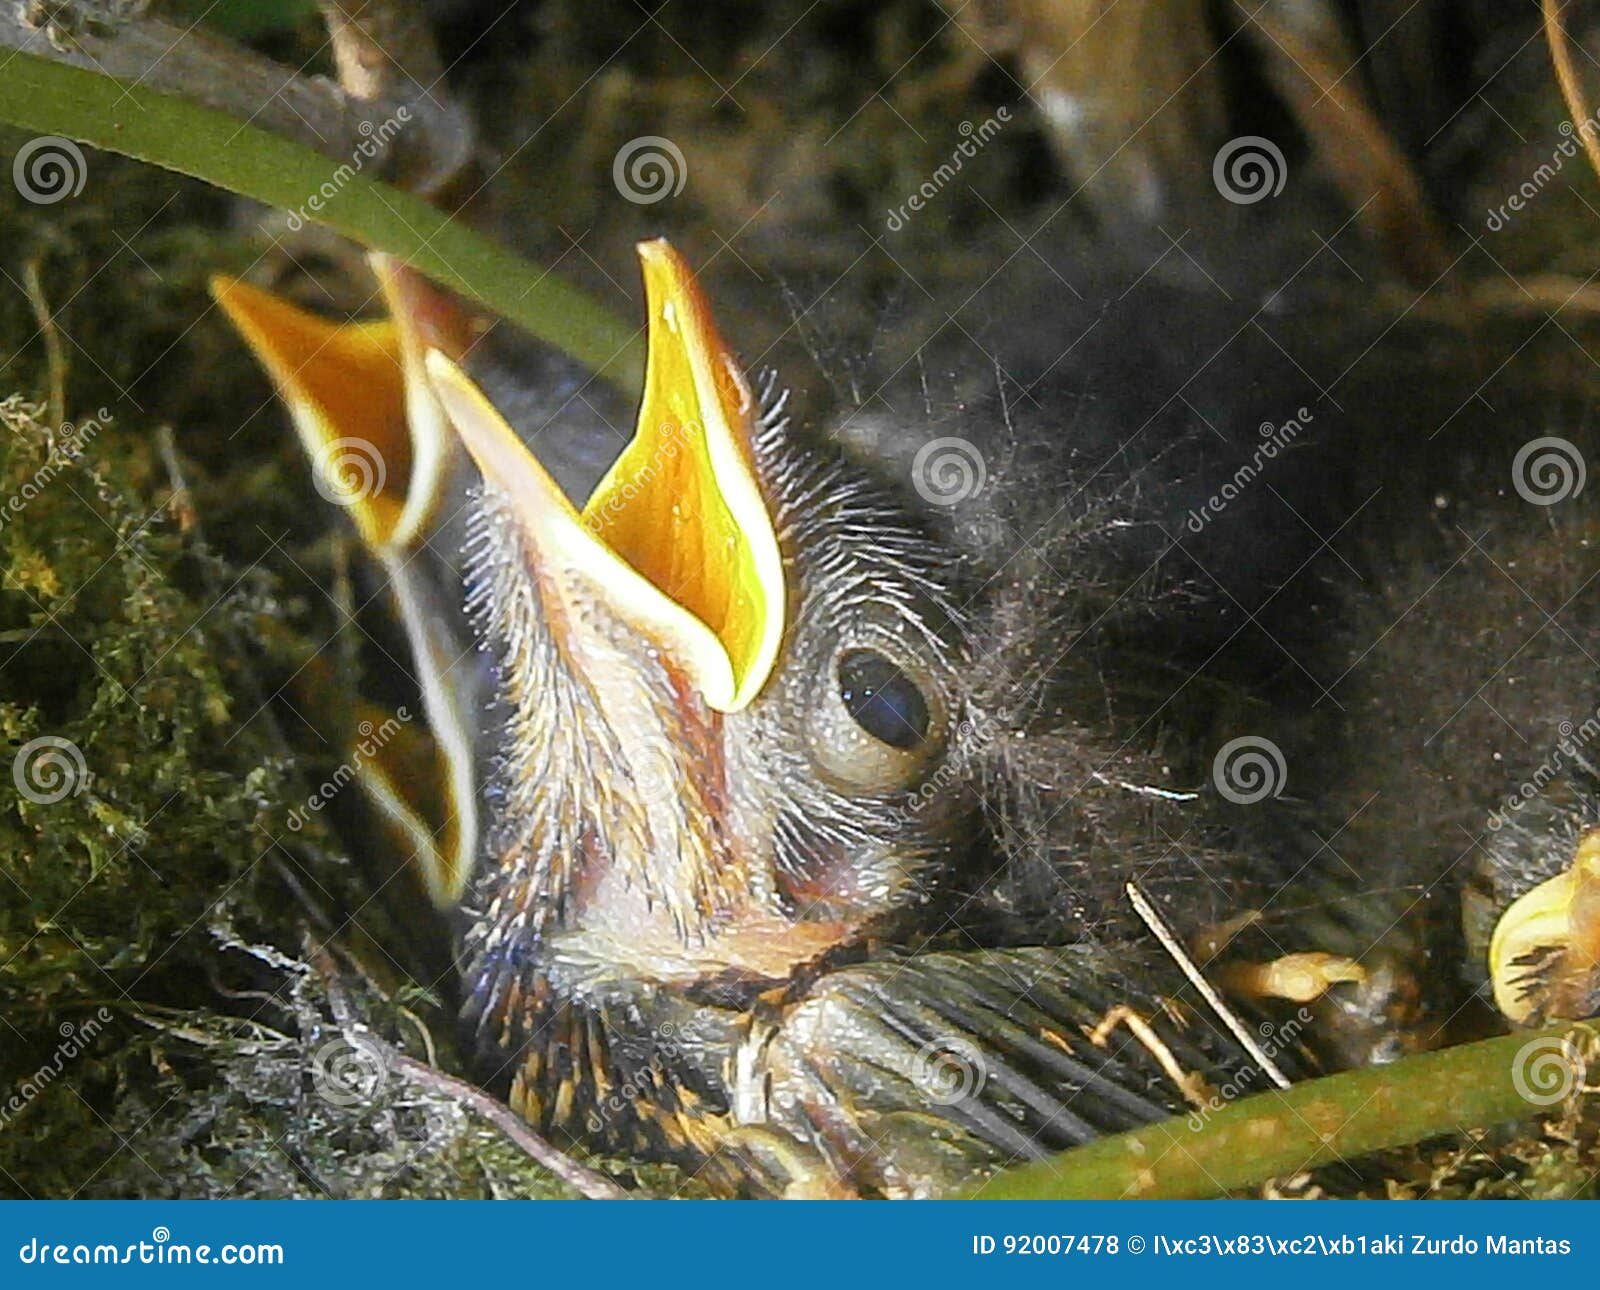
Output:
[
  {"xmin": 838, "ymin": 649, "xmax": 930, "ymax": 749},
  {"xmin": 807, "ymin": 643, "xmax": 950, "ymax": 795}
]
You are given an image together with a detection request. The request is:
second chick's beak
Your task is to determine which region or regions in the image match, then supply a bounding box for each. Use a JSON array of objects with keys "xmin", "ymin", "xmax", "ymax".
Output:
[{"xmin": 429, "ymin": 240, "xmax": 970, "ymax": 1009}]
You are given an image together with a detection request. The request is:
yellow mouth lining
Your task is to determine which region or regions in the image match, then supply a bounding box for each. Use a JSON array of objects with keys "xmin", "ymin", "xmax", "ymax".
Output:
[
  {"xmin": 582, "ymin": 240, "xmax": 785, "ymax": 712},
  {"xmin": 427, "ymin": 239, "xmax": 785, "ymax": 714},
  {"xmin": 210, "ymin": 275, "xmax": 410, "ymax": 549},
  {"xmin": 212, "ymin": 240, "xmax": 785, "ymax": 912},
  {"xmin": 209, "ymin": 256, "xmax": 474, "ymax": 552},
  {"xmin": 210, "ymin": 258, "xmax": 482, "ymax": 907}
]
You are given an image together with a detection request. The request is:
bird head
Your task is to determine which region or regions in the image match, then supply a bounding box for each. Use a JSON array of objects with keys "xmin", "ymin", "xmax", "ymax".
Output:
[{"xmin": 431, "ymin": 240, "xmax": 979, "ymax": 1012}]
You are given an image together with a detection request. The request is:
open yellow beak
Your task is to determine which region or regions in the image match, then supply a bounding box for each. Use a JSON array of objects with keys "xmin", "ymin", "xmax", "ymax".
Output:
[
  {"xmin": 210, "ymin": 255, "xmax": 474, "ymax": 552},
  {"xmin": 428, "ymin": 239, "xmax": 785, "ymax": 713},
  {"xmin": 211, "ymin": 257, "xmax": 481, "ymax": 908}
]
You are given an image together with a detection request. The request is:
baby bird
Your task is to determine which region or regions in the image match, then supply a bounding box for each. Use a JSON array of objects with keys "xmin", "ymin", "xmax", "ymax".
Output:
[
  {"xmin": 217, "ymin": 204, "xmax": 1600, "ymax": 1202},
  {"xmin": 198, "ymin": 0, "xmax": 1600, "ymax": 1202},
  {"xmin": 217, "ymin": 239, "xmax": 1319, "ymax": 1196}
]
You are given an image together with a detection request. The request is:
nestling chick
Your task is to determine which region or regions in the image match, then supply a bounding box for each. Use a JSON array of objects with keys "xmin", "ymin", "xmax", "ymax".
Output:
[
  {"xmin": 217, "ymin": 239, "xmax": 1305, "ymax": 1196},
  {"xmin": 435, "ymin": 243, "xmax": 1294, "ymax": 1196},
  {"xmin": 204, "ymin": 0, "xmax": 1600, "ymax": 1199}
]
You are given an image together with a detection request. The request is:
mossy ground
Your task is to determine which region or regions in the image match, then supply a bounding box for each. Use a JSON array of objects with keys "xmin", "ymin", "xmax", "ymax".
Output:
[
  {"xmin": 0, "ymin": 0, "xmax": 1598, "ymax": 1200},
  {"xmin": 0, "ymin": 141, "xmax": 599, "ymax": 1198}
]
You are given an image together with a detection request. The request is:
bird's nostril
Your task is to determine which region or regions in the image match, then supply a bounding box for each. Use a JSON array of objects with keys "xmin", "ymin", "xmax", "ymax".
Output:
[{"xmin": 838, "ymin": 649, "xmax": 930, "ymax": 749}]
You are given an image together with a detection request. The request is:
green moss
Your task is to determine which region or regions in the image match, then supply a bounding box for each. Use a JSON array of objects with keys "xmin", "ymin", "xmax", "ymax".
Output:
[
  {"xmin": 0, "ymin": 148, "xmax": 584, "ymax": 1196},
  {"xmin": 0, "ymin": 380, "xmax": 596, "ymax": 1197},
  {"xmin": 0, "ymin": 384, "xmax": 280, "ymax": 983},
  {"xmin": 0, "ymin": 942, "xmax": 591, "ymax": 1199}
]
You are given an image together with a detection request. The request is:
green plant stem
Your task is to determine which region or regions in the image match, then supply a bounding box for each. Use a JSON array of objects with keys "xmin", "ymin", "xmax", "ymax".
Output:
[
  {"xmin": 973, "ymin": 1022, "xmax": 1596, "ymax": 1199},
  {"xmin": 0, "ymin": 50, "xmax": 642, "ymax": 392}
]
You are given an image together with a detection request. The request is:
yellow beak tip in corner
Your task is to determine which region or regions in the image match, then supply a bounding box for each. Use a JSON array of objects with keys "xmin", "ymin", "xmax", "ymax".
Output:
[
  {"xmin": 1489, "ymin": 829, "xmax": 1600, "ymax": 1024},
  {"xmin": 424, "ymin": 240, "xmax": 785, "ymax": 715}
]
